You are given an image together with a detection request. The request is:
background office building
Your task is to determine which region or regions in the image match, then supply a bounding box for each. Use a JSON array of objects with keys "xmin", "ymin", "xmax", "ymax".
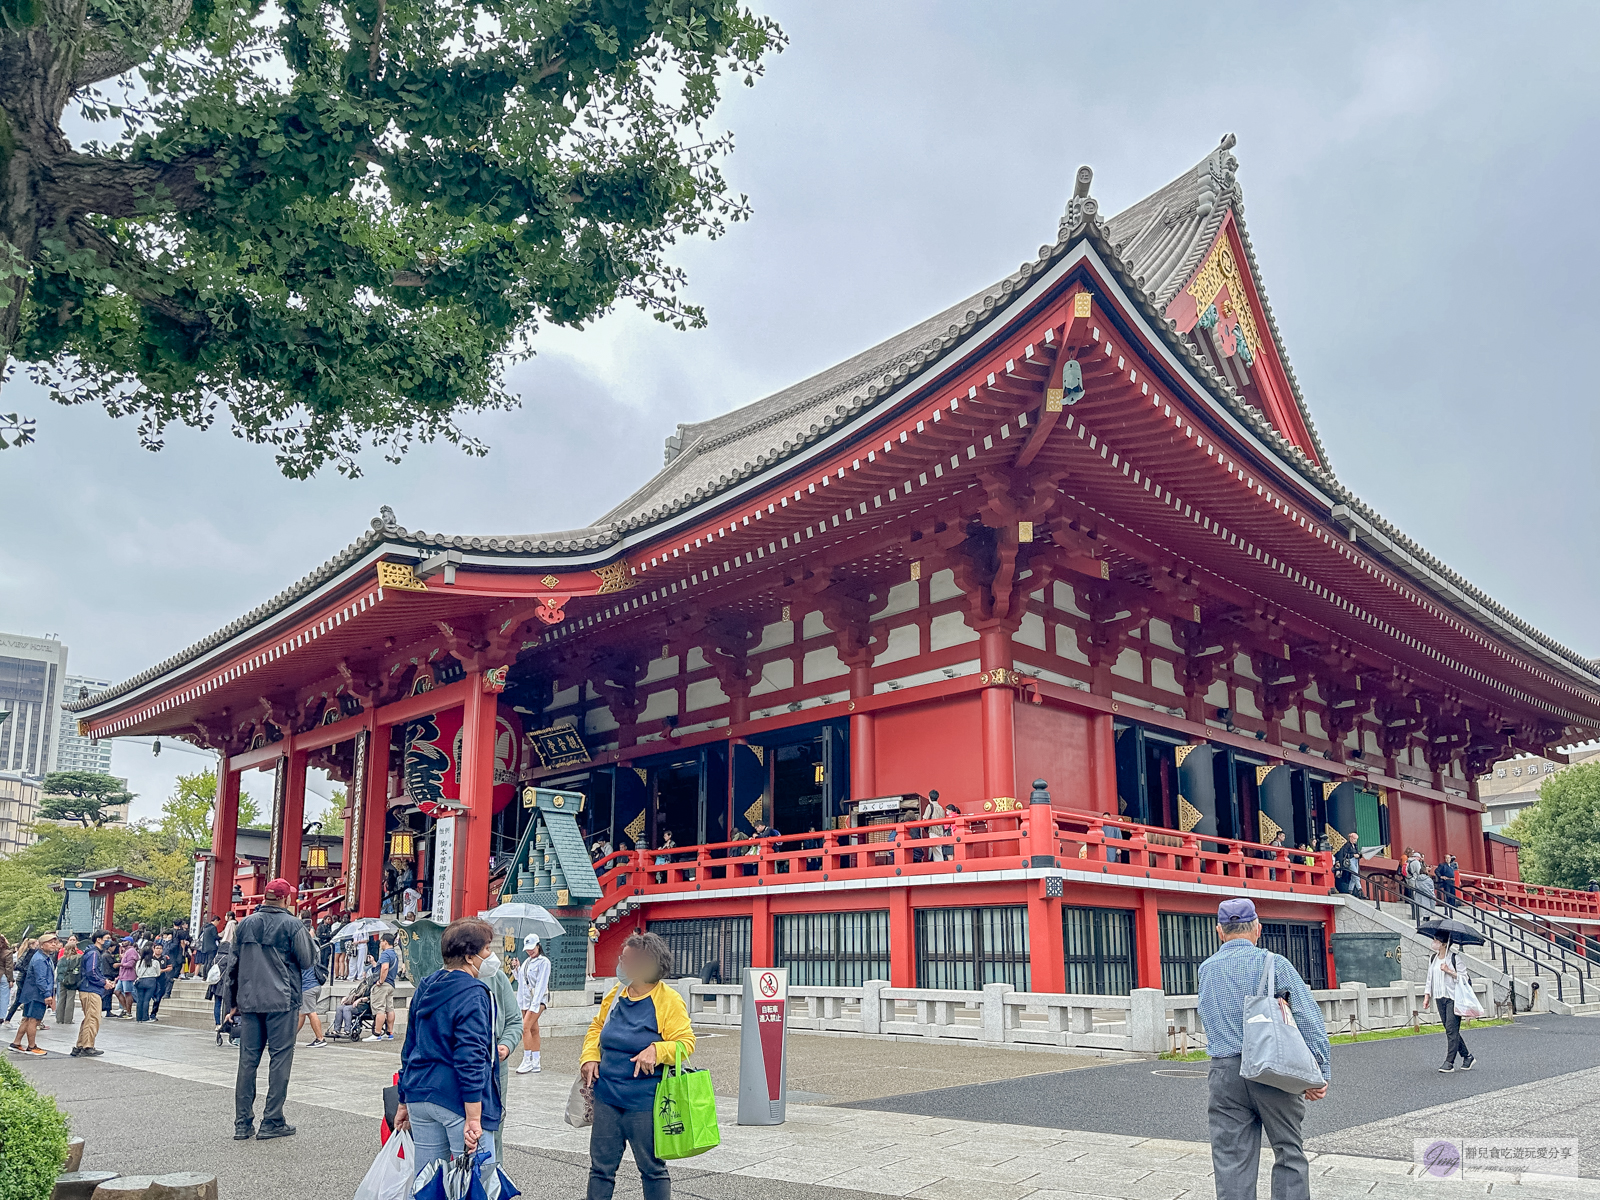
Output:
[
  {"xmin": 0, "ymin": 770, "xmax": 41, "ymax": 857},
  {"xmin": 0, "ymin": 634, "xmax": 67, "ymax": 777},
  {"xmin": 55, "ymin": 674, "xmax": 115, "ymax": 774}
]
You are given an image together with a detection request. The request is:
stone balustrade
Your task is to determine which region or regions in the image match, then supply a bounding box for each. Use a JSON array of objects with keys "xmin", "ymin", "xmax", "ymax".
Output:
[{"xmin": 675, "ymin": 975, "xmax": 1495, "ymax": 1057}]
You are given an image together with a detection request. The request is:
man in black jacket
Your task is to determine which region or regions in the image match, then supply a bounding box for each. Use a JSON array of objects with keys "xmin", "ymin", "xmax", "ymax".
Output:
[{"xmin": 228, "ymin": 878, "xmax": 315, "ymax": 1141}]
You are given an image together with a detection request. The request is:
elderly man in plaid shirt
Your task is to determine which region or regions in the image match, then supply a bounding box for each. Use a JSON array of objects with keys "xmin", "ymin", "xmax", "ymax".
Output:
[{"xmin": 1198, "ymin": 898, "xmax": 1332, "ymax": 1200}]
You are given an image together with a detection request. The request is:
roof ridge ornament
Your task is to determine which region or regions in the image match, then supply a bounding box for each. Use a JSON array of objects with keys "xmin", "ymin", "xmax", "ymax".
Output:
[
  {"xmin": 1061, "ymin": 165, "xmax": 1097, "ymax": 233},
  {"xmin": 371, "ymin": 505, "xmax": 399, "ymax": 532},
  {"xmin": 1195, "ymin": 133, "xmax": 1239, "ymax": 219}
]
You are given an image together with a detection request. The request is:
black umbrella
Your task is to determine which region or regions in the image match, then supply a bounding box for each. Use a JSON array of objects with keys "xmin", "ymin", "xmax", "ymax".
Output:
[{"xmin": 1417, "ymin": 918, "xmax": 1486, "ymax": 946}]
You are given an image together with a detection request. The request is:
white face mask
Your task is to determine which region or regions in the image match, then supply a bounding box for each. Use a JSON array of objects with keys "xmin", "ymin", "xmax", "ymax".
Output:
[
  {"xmin": 479, "ymin": 952, "xmax": 502, "ymax": 980},
  {"xmin": 615, "ymin": 959, "xmax": 631, "ymax": 988}
]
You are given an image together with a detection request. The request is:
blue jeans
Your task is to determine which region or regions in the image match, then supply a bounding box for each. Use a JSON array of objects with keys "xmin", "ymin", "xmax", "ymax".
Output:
[
  {"xmin": 588, "ymin": 1099, "xmax": 669, "ymax": 1200},
  {"xmin": 407, "ymin": 1100, "xmax": 498, "ymax": 1170},
  {"xmin": 0, "ymin": 977, "xmax": 10, "ymax": 1021},
  {"xmin": 135, "ymin": 978, "xmax": 160, "ymax": 1021}
]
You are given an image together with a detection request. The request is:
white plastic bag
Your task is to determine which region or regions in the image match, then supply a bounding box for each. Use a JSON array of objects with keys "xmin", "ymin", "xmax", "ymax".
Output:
[
  {"xmin": 205, "ymin": 963, "xmax": 222, "ymax": 985},
  {"xmin": 1451, "ymin": 964, "xmax": 1486, "ymax": 1021},
  {"xmin": 354, "ymin": 1131, "xmax": 414, "ymax": 1200}
]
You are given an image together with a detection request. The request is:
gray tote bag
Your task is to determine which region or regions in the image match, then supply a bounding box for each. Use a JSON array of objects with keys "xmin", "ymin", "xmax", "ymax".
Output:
[{"xmin": 1239, "ymin": 952, "xmax": 1325, "ymax": 1093}]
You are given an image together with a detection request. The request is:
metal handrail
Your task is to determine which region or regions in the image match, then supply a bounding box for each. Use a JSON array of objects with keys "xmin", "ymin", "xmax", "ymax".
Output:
[
  {"xmin": 1363, "ymin": 874, "xmax": 1565, "ymax": 1007},
  {"xmin": 1461, "ymin": 888, "xmax": 1597, "ymax": 974},
  {"xmin": 1451, "ymin": 891, "xmax": 1591, "ymax": 1002}
]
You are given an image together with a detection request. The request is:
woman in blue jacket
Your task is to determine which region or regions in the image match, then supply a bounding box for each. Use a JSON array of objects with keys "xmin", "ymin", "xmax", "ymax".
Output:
[{"xmin": 392, "ymin": 918, "xmax": 503, "ymax": 1166}]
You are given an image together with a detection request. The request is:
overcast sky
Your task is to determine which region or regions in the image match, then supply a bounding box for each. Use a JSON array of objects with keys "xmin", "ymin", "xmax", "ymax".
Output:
[{"xmin": 3, "ymin": 1, "xmax": 1596, "ymax": 822}]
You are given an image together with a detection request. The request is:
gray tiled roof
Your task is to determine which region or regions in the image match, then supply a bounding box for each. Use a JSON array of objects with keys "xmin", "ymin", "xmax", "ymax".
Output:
[{"xmin": 72, "ymin": 137, "xmax": 1600, "ymax": 716}]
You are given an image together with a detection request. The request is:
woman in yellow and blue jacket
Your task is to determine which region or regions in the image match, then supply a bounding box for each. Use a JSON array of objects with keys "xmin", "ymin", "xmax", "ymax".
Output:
[{"xmin": 580, "ymin": 931, "xmax": 695, "ymax": 1200}]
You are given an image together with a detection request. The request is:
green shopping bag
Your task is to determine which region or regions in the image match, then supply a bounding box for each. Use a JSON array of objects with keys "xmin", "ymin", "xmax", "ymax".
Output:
[{"xmin": 653, "ymin": 1040, "xmax": 721, "ymax": 1160}]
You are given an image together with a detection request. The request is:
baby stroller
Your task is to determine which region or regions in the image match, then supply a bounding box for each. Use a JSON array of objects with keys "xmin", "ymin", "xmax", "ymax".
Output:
[{"xmin": 217, "ymin": 1011, "xmax": 239, "ymax": 1047}]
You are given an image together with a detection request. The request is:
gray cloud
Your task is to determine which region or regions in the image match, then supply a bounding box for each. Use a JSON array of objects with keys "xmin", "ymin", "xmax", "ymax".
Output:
[{"xmin": 3, "ymin": 0, "xmax": 1595, "ymax": 819}]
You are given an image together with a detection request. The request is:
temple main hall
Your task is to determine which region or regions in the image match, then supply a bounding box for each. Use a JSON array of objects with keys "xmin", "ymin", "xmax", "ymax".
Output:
[{"xmin": 74, "ymin": 136, "xmax": 1600, "ymax": 995}]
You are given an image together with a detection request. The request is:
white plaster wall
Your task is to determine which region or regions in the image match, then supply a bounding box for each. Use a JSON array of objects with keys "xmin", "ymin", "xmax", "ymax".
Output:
[
  {"xmin": 749, "ymin": 658, "xmax": 794, "ymax": 696},
  {"xmin": 1304, "ymin": 709, "xmax": 1326, "ymax": 739},
  {"xmin": 1234, "ymin": 686, "xmax": 1263, "ymax": 719},
  {"xmin": 1111, "ymin": 648, "xmax": 1143, "ymax": 682},
  {"xmin": 1281, "ymin": 707, "xmax": 1301, "ymax": 732},
  {"xmin": 551, "ymin": 684, "xmax": 580, "ymax": 708},
  {"xmin": 802, "ymin": 610, "xmax": 831, "ymax": 640},
  {"xmin": 1055, "ymin": 623, "xmax": 1089, "ymax": 664},
  {"xmin": 642, "ymin": 654, "xmax": 679, "ymax": 684},
  {"xmin": 929, "ymin": 611, "xmax": 978, "ymax": 651},
  {"xmin": 929, "ymin": 568, "xmax": 962, "ymax": 603},
  {"xmin": 585, "ymin": 705, "xmax": 619, "ymax": 735},
  {"xmin": 1205, "ymin": 680, "xmax": 1229, "ymax": 706},
  {"xmin": 686, "ymin": 677, "xmax": 728, "ymax": 712},
  {"xmin": 753, "ymin": 620, "xmax": 794, "ymax": 653},
  {"xmin": 874, "ymin": 624, "xmax": 920, "ymax": 666},
  {"xmin": 639, "ymin": 688, "xmax": 679, "ymax": 721},
  {"xmin": 1233, "ymin": 653, "xmax": 1258, "ymax": 680},
  {"xmin": 803, "ymin": 645, "xmax": 850, "ymax": 683},
  {"xmin": 1015, "ymin": 611, "xmax": 1047, "ymax": 651},
  {"xmin": 1148, "ymin": 619, "xmax": 1181, "ymax": 652},
  {"xmin": 686, "ymin": 647, "xmax": 710, "ymax": 671},
  {"xmin": 872, "ymin": 580, "xmax": 920, "ymax": 619},
  {"xmin": 1150, "ymin": 657, "xmax": 1184, "ymax": 696},
  {"xmin": 1053, "ymin": 581, "xmax": 1087, "ymax": 617}
]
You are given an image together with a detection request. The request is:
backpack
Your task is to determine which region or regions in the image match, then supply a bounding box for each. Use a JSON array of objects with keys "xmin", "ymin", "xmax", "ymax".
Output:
[{"xmin": 58, "ymin": 954, "xmax": 83, "ymax": 989}]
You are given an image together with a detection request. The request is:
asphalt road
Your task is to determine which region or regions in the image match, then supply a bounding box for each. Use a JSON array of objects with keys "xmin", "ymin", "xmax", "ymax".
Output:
[
  {"xmin": 841, "ymin": 1015, "xmax": 1600, "ymax": 1143},
  {"xmin": 14, "ymin": 1054, "xmax": 895, "ymax": 1200}
]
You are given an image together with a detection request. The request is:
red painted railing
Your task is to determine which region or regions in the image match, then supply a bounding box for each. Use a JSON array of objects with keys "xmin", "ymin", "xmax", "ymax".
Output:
[
  {"xmin": 1050, "ymin": 811, "xmax": 1336, "ymax": 893},
  {"xmin": 1459, "ymin": 872, "xmax": 1600, "ymax": 921},
  {"xmin": 590, "ymin": 809, "xmax": 1335, "ymax": 919}
]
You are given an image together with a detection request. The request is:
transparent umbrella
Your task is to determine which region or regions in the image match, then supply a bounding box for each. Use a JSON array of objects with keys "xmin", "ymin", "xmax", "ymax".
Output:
[
  {"xmin": 337, "ymin": 916, "xmax": 398, "ymax": 943},
  {"xmin": 481, "ymin": 902, "xmax": 565, "ymax": 943}
]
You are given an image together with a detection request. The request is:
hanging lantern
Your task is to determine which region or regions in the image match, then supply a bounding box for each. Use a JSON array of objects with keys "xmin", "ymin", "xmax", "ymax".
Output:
[
  {"xmin": 306, "ymin": 844, "xmax": 329, "ymax": 870},
  {"xmin": 389, "ymin": 830, "xmax": 414, "ymax": 858}
]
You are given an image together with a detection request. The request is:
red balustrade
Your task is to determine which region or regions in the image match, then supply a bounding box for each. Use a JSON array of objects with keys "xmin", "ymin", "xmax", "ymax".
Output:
[
  {"xmin": 1459, "ymin": 872, "xmax": 1600, "ymax": 921},
  {"xmin": 591, "ymin": 808, "xmax": 1335, "ymax": 920},
  {"xmin": 1051, "ymin": 811, "xmax": 1335, "ymax": 893}
]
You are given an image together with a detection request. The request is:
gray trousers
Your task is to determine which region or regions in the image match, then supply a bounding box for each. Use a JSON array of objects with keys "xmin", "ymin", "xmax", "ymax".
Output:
[
  {"xmin": 1207, "ymin": 1055, "xmax": 1310, "ymax": 1200},
  {"xmin": 235, "ymin": 1010, "xmax": 297, "ymax": 1132},
  {"xmin": 1438, "ymin": 998, "xmax": 1471, "ymax": 1066},
  {"xmin": 587, "ymin": 1099, "xmax": 669, "ymax": 1200}
]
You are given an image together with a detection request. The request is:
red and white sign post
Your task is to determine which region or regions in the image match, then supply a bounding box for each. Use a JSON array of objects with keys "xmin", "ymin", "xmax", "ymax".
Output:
[{"xmin": 738, "ymin": 967, "xmax": 789, "ymax": 1125}]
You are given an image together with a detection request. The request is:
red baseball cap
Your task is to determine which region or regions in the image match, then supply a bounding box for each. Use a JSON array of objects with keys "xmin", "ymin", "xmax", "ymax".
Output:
[{"xmin": 264, "ymin": 878, "xmax": 295, "ymax": 898}]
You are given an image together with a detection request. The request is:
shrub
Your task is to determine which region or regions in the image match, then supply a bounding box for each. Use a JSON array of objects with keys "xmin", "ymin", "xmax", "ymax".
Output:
[{"xmin": 0, "ymin": 1058, "xmax": 69, "ymax": 1200}]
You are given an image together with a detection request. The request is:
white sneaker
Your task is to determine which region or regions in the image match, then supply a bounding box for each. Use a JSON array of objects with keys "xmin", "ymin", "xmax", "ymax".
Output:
[{"xmin": 515, "ymin": 1058, "xmax": 537, "ymax": 1074}]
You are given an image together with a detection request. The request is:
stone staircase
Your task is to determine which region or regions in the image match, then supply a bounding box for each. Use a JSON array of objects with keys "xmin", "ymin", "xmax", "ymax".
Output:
[
  {"xmin": 153, "ymin": 976, "xmax": 416, "ymax": 1033},
  {"xmin": 153, "ymin": 975, "xmax": 604, "ymax": 1036},
  {"xmin": 1337, "ymin": 894, "xmax": 1600, "ymax": 1015}
]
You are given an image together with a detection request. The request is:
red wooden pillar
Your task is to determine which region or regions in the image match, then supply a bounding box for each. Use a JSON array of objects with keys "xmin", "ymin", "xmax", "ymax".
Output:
[
  {"xmin": 751, "ymin": 894, "xmax": 772, "ymax": 968},
  {"xmin": 459, "ymin": 678, "xmax": 497, "ymax": 919},
  {"xmin": 888, "ymin": 887, "xmax": 914, "ymax": 986},
  {"xmin": 1028, "ymin": 889, "xmax": 1065, "ymax": 993},
  {"xmin": 359, "ymin": 722, "xmax": 392, "ymax": 917},
  {"xmin": 1431, "ymin": 797, "xmax": 1449, "ymax": 868},
  {"xmin": 849, "ymin": 662, "xmax": 876, "ymax": 798},
  {"xmin": 210, "ymin": 756, "xmax": 241, "ymax": 917},
  {"xmin": 1088, "ymin": 712, "xmax": 1118, "ymax": 815},
  {"xmin": 979, "ymin": 627, "xmax": 1016, "ymax": 803},
  {"xmin": 275, "ymin": 746, "xmax": 309, "ymax": 889},
  {"xmin": 1136, "ymin": 889, "xmax": 1163, "ymax": 991},
  {"xmin": 1324, "ymin": 904, "xmax": 1340, "ymax": 986}
]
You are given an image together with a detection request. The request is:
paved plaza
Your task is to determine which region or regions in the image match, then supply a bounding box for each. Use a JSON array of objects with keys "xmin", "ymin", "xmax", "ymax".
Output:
[{"xmin": 14, "ymin": 1012, "xmax": 1600, "ymax": 1200}]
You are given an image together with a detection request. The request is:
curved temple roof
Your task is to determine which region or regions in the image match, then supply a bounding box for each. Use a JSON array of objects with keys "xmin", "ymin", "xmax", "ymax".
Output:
[{"xmin": 73, "ymin": 136, "xmax": 1600, "ymax": 718}]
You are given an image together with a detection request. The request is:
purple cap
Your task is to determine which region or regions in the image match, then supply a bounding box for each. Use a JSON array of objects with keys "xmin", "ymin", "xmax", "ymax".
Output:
[{"xmin": 1217, "ymin": 898, "xmax": 1258, "ymax": 923}]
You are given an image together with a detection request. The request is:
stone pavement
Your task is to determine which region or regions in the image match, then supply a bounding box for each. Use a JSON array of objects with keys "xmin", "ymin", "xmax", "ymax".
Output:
[{"xmin": 12, "ymin": 1014, "xmax": 1598, "ymax": 1200}]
